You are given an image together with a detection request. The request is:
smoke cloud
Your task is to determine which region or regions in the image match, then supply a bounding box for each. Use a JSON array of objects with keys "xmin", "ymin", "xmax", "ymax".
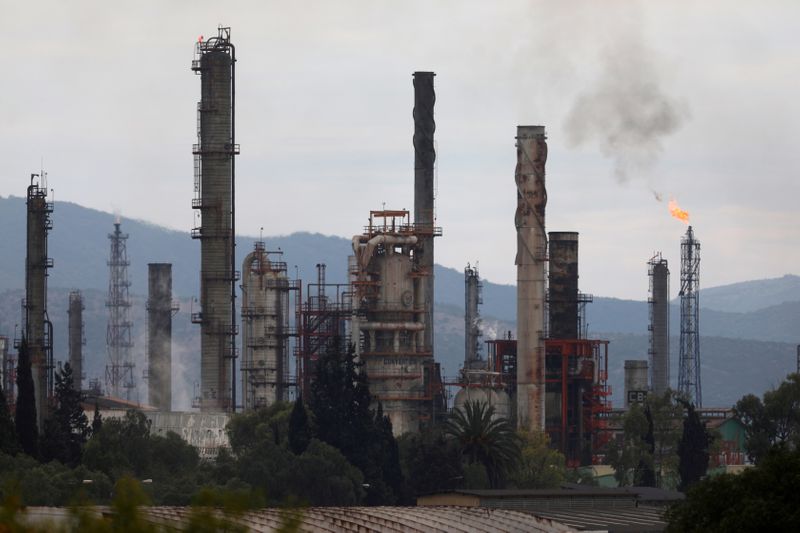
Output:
[{"xmin": 564, "ymin": 36, "xmax": 688, "ymax": 182}]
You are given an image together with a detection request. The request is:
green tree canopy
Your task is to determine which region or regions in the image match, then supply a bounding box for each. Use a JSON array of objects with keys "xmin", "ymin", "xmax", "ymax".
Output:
[
  {"xmin": 14, "ymin": 337, "xmax": 37, "ymax": 459},
  {"xmin": 309, "ymin": 338, "xmax": 404, "ymax": 504},
  {"xmin": 666, "ymin": 446, "xmax": 800, "ymax": 532},
  {"xmin": 677, "ymin": 400, "xmax": 711, "ymax": 492},
  {"xmin": 0, "ymin": 384, "xmax": 18, "ymax": 456},
  {"xmin": 509, "ymin": 431, "xmax": 566, "ymax": 489},
  {"xmin": 41, "ymin": 362, "xmax": 90, "ymax": 466},
  {"xmin": 734, "ymin": 373, "xmax": 800, "ymax": 463},
  {"xmin": 445, "ymin": 400, "xmax": 520, "ymax": 488}
]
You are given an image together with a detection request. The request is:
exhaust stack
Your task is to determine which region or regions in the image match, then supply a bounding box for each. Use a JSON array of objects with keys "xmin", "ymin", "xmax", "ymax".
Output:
[
  {"xmin": 515, "ymin": 126, "xmax": 547, "ymax": 431},
  {"xmin": 148, "ymin": 263, "xmax": 174, "ymax": 411},
  {"xmin": 413, "ymin": 71, "xmax": 436, "ymax": 356}
]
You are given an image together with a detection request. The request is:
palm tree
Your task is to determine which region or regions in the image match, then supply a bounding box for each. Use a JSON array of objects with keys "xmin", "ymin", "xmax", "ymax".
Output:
[{"xmin": 445, "ymin": 400, "xmax": 521, "ymax": 487}]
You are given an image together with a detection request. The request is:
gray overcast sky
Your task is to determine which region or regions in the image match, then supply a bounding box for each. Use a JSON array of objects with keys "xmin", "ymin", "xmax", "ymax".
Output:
[{"xmin": 1, "ymin": 1, "xmax": 798, "ymax": 299}]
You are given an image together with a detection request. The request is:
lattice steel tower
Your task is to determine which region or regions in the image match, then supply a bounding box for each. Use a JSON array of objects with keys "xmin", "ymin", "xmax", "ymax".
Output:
[
  {"xmin": 678, "ymin": 226, "xmax": 701, "ymax": 406},
  {"xmin": 105, "ymin": 220, "xmax": 136, "ymax": 399}
]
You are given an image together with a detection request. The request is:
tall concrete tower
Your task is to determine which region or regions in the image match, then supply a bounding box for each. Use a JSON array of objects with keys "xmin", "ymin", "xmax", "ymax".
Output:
[
  {"xmin": 413, "ymin": 71, "xmax": 436, "ymax": 357},
  {"xmin": 191, "ymin": 27, "xmax": 239, "ymax": 412},
  {"xmin": 648, "ymin": 254, "xmax": 670, "ymax": 396},
  {"xmin": 24, "ymin": 173, "xmax": 54, "ymax": 430},
  {"xmin": 68, "ymin": 290, "xmax": 84, "ymax": 392},
  {"xmin": 148, "ymin": 263, "xmax": 174, "ymax": 411},
  {"xmin": 515, "ymin": 126, "xmax": 547, "ymax": 431}
]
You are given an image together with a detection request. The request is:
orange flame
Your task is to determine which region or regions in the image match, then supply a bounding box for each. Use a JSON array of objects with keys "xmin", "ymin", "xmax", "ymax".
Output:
[{"xmin": 668, "ymin": 199, "xmax": 689, "ymax": 224}]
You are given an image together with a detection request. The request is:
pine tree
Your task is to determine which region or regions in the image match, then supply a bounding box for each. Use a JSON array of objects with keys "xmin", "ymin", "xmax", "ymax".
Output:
[
  {"xmin": 92, "ymin": 400, "xmax": 103, "ymax": 436},
  {"xmin": 638, "ymin": 405, "xmax": 657, "ymax": 487},
  {"xmin": 288, "ymin": 394, "xmax": 311, "ymax": 455},
  {"xmin": 0, "ymin": 384, "xmax": 19, "ymax": 455},
  {"xmin": 14, "ymin": 337, "xmax": 38, "ymax": 458},
  {"xmin": 41, "ymin": 362, "xmax": 90, "ymax": 466},
  {"xmin": 677, "ymin": 400, "xmax": 710, "ymax": 492},
  {"xmin": 309, "ymin": 337, "xmax": 404, "ymax": 504}
]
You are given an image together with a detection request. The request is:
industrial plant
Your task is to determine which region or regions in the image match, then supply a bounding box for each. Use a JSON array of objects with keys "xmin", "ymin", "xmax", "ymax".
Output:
[{"xmin": 0, "ymin": 25, "xmax": 714, "ymax": 466}]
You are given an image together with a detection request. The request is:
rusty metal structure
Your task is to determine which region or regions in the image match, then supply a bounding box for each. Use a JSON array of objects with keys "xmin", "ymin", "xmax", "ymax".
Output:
[
  {"xmin": 21, "ymin": 172, "xmax": 54, "ymax": 429},
  {"xmin": 191, "ymin": 27, "xmax": 239, "ymax": 412},
  {"xmin": 147, "ymin": 263, "xmax": 177, "ymax": 411},
  {"xmin": 648, "ymin": 253, "xmax": 670, "ymax": 396},
  {"xmin": 351, "ymin": 210, "xmax": 444, "ymax": 434},
  {"xmin": 240, "ymin": 243, "xmax": 299, "ymax": 410},
  {"xmin": 542, "ymin": 231, "xmax": 610, "ymax": 465},
  {"xmin": 464, "ymin": 264, "xmax": 483, "ymax": 369},
  {"xmin": 68, "ymin": 290, "xmax": 85, "ymax": 392},
  {"xmin": 515, "ymin": 126, "xmax": 547, "ymax": 431},
  {"xmin": 295, "ymin": 264, "xmax": 349, "ymax": 399},
  {"xmin": 678, "ymin": 226, "xmax": 701, "ymax": 406},
  {"xmin": 105, "ymin": 220, "xmax": 136, "ymax": 400}
]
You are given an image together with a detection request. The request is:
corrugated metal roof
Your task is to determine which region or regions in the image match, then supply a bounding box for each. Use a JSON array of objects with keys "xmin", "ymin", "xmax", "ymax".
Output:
[{"xmin": 143, "ymin": 506, "xmax": 576, "ymax": 532}]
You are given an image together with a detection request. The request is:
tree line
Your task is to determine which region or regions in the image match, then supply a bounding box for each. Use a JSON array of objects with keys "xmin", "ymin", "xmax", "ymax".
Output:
[{"xmin": 0, "ymin": 336, "xmax": 576, "ymax": 510}]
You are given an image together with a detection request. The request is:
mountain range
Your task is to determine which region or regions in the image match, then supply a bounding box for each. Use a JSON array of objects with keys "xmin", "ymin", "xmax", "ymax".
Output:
[{"xmin": 0, "ymin": 195, "xmax": 797, "ymax": 410}]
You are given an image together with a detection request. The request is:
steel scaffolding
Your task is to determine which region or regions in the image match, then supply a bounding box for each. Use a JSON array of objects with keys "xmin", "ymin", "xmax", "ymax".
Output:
[
  {"xmin": 105, "ymin": 221, "xmax": 136, "ymax": 400},
  {"xmin": 678, "ymin": 226, "xmax": 701, "ymax": 406}
]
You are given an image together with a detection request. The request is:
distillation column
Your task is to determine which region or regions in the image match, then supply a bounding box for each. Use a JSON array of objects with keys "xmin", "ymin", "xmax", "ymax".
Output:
[
  {"xmin": 191, "ymin": 28, "xmax": 239, "ymax": 412},
  {"xmin": 464, "ymin": 265, "xmax": 482, "ymax": 369},
  {"xmin": 25, "ymin": 174, "xmax": 53, "ymax": 430},
  {"xmin": 515, "ymin": 126, "xmax": 547, "ymax": 431},
  {"xmin": 413, "ymin": 71, "xmax": 436, "ymax": 358},
  {"xmin": 68, "ymin": 291, "xmax": 84, "ymax": 392},
  {"xmin": 240, "ymin": 243, "xmax": 290, "ymax": 410},
  {"xmin": 648, "ymin": 254, "xmax": 670, "ymax": 396},
  {"xmin": 148, "ymin": 264, "xmax": 173, "ymax": 411}
]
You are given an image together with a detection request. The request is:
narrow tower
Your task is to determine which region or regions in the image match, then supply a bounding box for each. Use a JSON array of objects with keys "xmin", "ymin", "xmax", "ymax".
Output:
[
  {"xmin": 648, "ymin": 254, "xmax": 670, "ymax": 396},
  {"xmin": 413, "ymin": 71, "xmax": 436, "ymax": 358},
  {"xmin": 105, "ymin": 220, "xmax": 136, "ymax": 400},
  {"xmin": 191, "ymin": 27, "xmax": 239, "ymax": 412},
  {"xmin": 678, "ymin": 226, "xmax": 701, "ymax": 405},
  {"xmin": 68, "ymin": 290, "xmax": 84, "ymax": 392},
  {"xmin": 240, "ymin": 243, "xmax": 293, "ymax": 410},
  {"xmin": 24, "ymin": 172, "xmax": 54, "ymax": 430},
  {"xmin": 464, "ymin": 264, "xmax": 483, "ymax": 369},
  {"xmin": 148, "ymin": 263, "xmax": 175, "ymax": 411},
  {"xmin": 515, "ymin": 126, "xmax": 547, "ymax": 431}
]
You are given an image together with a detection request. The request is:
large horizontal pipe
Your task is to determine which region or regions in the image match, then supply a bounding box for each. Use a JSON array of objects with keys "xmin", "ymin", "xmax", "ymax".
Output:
[{"xmin": 358, "ymin": 322, "xmax": 425, "ymax": 331}]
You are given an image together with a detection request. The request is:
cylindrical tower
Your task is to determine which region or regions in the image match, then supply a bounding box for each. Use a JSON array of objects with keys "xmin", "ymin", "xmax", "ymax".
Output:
[
  {"xmin": 352, "ymin": 210, "xmax": 441, "ymax": 435},
  {"xmin": 548, "ymin": 232, "xmax": 579, "ymax": 340},
  {"xmin": 464, "ymin": 264, "xmax": 482, "ymax": 369},
  {"xmin": 148, "ymin": 264, "xmax": 173, "ymax": 411},
  {"xmin": 68, "ymin": 291, "xmax": 84, "ymax": 392},
  {"xmin": 624, "ymin": 360, "xmax": 649, "ymax": 408},
  {"xmin": 240, "ymin": 243, "xmax": 291, "ymax": 410},
  {"xmin": 413, "ymin": 71, "xmax": 436, "ymax": 357},
  {"xmin": 515, "ymin": 126, "xmax": 547, "ymax": 431},
  {"xmin": 648, "ymin": 254, "xmax": 670, "ymax": 396},
  {"xmin": 25, "ymin": 173, "xmax": 53, "ymax": 430},
  {"xmin": 191, "ymin": 27, "xmax": 239, "ymax": 412}
]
